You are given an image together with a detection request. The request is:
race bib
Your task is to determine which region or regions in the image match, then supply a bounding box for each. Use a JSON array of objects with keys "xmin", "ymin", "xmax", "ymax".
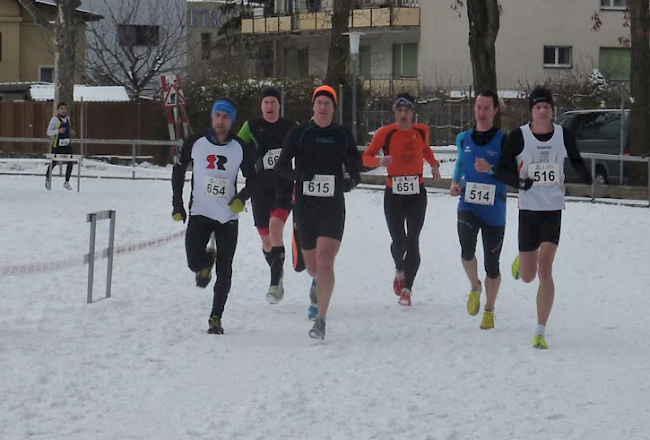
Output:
[
  {"xmin": 392, "ymin": 175, "xmax": 420, "ymax": 195},
  {"xmin": 58, "ymin": 138, "xmax": 70, "ymax": 146},
  {"xmin": 263, "ymin": 148, "xmax": 281, "ymax": 170},
  {"xmin": 303, "ymin": 174, "xmax": 335, "ymax": 197},
  {"xmin": 530, "ymin": 163, "xmax": 560, "ymax": 186},
  {"xmin": 465, "ymin": 182, "xmax": 496, "ymax": 206},
  {"xmin": 204, "ymin": 176, "xmax": 230, "ymax": 199}
]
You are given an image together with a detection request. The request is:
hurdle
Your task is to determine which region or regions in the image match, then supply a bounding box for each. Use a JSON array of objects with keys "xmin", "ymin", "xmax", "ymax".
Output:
[
  {"xmin": 85, "ymin": 210, "xmax": 116, "ymax": 304},
  {"xmin": 45, "ymin": 153, "xmax": 83, "ymax": 192}
]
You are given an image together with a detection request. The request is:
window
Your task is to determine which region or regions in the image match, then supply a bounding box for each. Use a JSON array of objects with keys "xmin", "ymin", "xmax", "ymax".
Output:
[
  {"xmin": 117, "ymin": 25, "xmax": 160, "ymax": 47},
  {"xmin": 393, "ymin": 43, "xmax": 418, "ymax": 79},
  {"xmin": 40, "ymin": 67, "xmax": 54, "ymax": 83},
  {"xmin": 600, "ymin": 47, "xmax": 631, "ymax": 81},
  {"xmin": 284, "ymin": 48, "xmax": 308, "ymax": 78},
  {"xmin": 575, "ymin": 112, "xmax": 622, "ymax": 141},
  {"xmin": 201, "ymin": 33, "xmax": 211, "ymax": 61},
  {"xmin": 543, "ymin": 46, "xmax": 572, "ymax": 68},
  {"xmin": 359, "ymin": 45, "xmax": 371, "ymax": 78},
  {"xmin": 601, "ymin": 0, "xmax": 627, "ymax": 10}
]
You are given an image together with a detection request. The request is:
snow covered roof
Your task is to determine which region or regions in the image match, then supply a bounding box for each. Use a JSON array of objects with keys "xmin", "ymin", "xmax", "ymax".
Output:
[
  {"xmin": 29, "ymin": 85, "xmax": 131, "ymax": 102},
  {"xmin": 36, "ymin": 0, "xmax": 101, "ymax": 18}
]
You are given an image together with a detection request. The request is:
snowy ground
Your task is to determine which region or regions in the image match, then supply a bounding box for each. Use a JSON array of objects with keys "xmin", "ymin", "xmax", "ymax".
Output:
[{"xmin": 1, "ymin": 173, "xmax": 650, "ymax": 440}]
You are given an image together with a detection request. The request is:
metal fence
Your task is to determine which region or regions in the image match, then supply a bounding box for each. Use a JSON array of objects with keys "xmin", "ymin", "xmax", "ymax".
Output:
[{"xmin": 0, "ymin": 137, "xmax": 180, "ymax": 180}]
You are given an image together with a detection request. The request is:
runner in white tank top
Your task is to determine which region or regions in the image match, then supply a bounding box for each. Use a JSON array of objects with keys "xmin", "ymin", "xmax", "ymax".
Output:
[{"xmin": 491, "ymin": 87, "xmax": 592, "ymax": 349}]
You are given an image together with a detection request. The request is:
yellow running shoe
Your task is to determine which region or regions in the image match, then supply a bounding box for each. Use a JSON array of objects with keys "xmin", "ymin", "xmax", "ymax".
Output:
[
  {"xmin": 480, "ymin": 310, "xmax": 495, "ymax": 329},
  {"xmin": 511, "ymin": 255, "xmax": 520, "ymax": 280},
  {"xmin": 466, "ymin": 285, "xmax": 481, "ymax": 316},
  {"xmin": 533, "ymin": 335, "xmax": 548, "ymax": 349}
]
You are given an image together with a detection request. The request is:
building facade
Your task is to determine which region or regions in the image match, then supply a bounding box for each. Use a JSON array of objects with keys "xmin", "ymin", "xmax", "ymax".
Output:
[
  {"xmin": 234, "ymin": 0, "xmax": 630, "ymax": 94},
  {"xmin": 0, "ymin": 0, "xmax": 99, "ymax": 86}
]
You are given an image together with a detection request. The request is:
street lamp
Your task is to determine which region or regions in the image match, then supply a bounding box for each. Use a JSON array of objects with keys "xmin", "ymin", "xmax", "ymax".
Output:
[{"xmin": 344, "ymin": 31, "xmax": 364, "ymax": 141}]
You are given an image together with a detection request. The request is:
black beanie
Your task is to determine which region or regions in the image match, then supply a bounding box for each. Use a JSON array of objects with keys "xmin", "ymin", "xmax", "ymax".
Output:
[
  {"xmin": 529, "ymin": 87, "xmax": 554, "ymax": 111},
  {"xmin": 260, "ymin": 86, "xmax": 281, "ymax": 103}
]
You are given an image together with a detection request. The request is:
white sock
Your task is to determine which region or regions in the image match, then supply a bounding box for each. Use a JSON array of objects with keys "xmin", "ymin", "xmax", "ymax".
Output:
[{"xmin": 536, "ymin": 324, "xmax": 546, "ymax": 337}]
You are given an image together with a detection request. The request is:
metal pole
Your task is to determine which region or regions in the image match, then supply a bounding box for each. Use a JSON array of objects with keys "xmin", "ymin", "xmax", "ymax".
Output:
[
  {"xmin": 87, "ymin": 214, "xmax": 96, "ymax": 304},
  {"xmin": 339, "ymin": 84, "xmax": 344, "ymax": 125},
  {"xmin": 106, "ymin": 210, "xmax": 116, "ymax": 299},
  {"xmin": 77, "ymin": 157, "xmax": 81, "ymax": 192},
  {"xmin": 647, "ymin": 160, "xmax": 650, "ymax": 208},
  {"xmin": 132, "ymin": 143, "xmax": 136, "ymax": 180},
  {"xmin": 591, "ymin": 157, "xmax": 596, "ymax": 202},
  {"xmin": 353, "ymin": 53, "xmax": 358, "ymax": 141}
]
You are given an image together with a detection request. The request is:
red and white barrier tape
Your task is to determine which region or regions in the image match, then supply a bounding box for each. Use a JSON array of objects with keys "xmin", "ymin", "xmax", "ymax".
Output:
[{"xmin": 0, "ymin": 230, "xmax": 186, "ymax": 277}]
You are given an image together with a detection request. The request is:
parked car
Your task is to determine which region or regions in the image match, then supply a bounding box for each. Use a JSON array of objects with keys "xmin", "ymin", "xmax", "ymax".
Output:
[{"xmin": 556, "ymin": 109, "xmax": 630, "ymax": 185}]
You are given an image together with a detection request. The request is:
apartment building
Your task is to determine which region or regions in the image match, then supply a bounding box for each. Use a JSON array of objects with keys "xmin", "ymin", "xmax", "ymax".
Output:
[{"xmin": 236, "ymin": 0, "xmax": 630, "ymax": 93}]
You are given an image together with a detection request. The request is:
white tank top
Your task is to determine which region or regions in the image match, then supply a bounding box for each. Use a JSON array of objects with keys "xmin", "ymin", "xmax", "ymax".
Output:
[
  {"xmin": 517, "ymin": 124, "xmax": 567, "ymax": 211},
  {"xmin": 190, "ymin": 136, "xmax": 244, "ymax": 223}
]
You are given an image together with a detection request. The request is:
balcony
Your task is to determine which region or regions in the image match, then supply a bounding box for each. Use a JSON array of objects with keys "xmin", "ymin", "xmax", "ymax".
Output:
[
  {"xmin": 362, "ymin": 75, "xmax": 420, "ymax": 96},
  {"xmin": 242, "ymin": 2, "xmax": 420, "ymax": 35}
]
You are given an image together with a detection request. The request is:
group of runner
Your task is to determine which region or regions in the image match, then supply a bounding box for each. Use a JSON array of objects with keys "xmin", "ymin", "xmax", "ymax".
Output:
[{"xmin": 171, "ymin": 84, "xmax": 592, "ymax": 348}]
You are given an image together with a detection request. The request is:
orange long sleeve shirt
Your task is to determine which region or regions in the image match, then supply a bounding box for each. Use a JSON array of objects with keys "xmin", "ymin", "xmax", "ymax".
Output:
[{"xmin": 363, "ymin": 123, "xmax": 439, "ymax": 188}]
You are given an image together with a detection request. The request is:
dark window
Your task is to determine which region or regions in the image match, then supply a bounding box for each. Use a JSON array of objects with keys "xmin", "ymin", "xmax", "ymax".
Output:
[
  {"xmin": 601, "ymin": 0, "xmax": 627, "ymax": 9},
  {"xmin": 575, "ymin": 112, "xmax": 622, "ymax": 141},
  {"xmin": 117, "ymin": 25, "xmax": 160, "ymax": 47},
  {"xmin": 543, "ymin": 46, "xmax": 572, "ymax": 68},
  {"xmin": 40, "ymin": 67, "xmax": 54, "ymax": 83}
]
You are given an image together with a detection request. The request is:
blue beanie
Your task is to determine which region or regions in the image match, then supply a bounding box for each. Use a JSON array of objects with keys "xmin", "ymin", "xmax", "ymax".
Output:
[{"xmin": 211, "ymin": 99, "xmax": 237, "ymax": 123}]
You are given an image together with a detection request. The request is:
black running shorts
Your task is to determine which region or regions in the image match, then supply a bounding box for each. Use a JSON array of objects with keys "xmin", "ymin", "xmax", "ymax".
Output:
[
  {"xmin": 251, "ymin": 186, "xmax": 293, "ymax": 230},
  {"xmin": 518, "ymin": 210, "xmax": 562, "ymax": 252},
  {"xmin": 293, "ymin": 197, "xmax": 345, "ymax": 250}
]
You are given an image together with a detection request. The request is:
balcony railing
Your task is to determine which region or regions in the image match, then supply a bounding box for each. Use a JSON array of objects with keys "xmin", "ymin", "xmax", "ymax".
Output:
[
  {"xmin": 362, "ymin": 75, "xmax": 420, "ymax": 96},
  {"xmin": 242, "ymin": 2, "xmax": 420, "ymax": 34}
]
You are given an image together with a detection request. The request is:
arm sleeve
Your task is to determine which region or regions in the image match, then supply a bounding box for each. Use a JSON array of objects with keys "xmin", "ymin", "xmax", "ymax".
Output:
[
  {"xmin": 171, "ymin": 132, "xmax": 203, "ymax": 206},
  {"xmin": 422, "ymin": 127, "xmax": 440, "ymax": 168},
  {"xmin": 362, "ymin": 128, "xmax": 387, "ymax": 168},
  {"xmin": 237, "ymin": 121, "xmax": 259, "ymax": 150},
  {"xmin": 345, "ymin": 131, "xmax": 363, "ymax": 183},
  {"xmin": 452, "ymin": 132, "xmax": 465, "ymax": 182},
  {"xmin": 275, "ymin": 126, "xmax": 300, "ymax": 181},
  {"xmin": 493, "ymin": 128, "xmax": 525, "ymax": 188},
  {"xmin": 236, "ymin": 140, "xmax": 259, "ymax": 201},
  {"xmin": 563, "ymin": 127, "xmax": 593, "ymax": 185},
  {"xmin": 46, "ymin": 118, "xmax": 60, "ymax": 137}
]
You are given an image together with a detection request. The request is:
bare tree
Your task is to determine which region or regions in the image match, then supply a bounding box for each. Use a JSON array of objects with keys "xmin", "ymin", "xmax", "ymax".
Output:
[
  {"xmin": 85, "ymin": 0, "xmax": 187, "ymax": 100},
  {"xmin": 326, "ymin": 0, "xmax": 354, "ymax": 86},
  {"xmin": 17, "ymin": 0, "xmax": 82, "ymax": 111},
  {"xmin": 453, "ymin": 0, "xmax": 501, "ymax": 124},
  {"xmin": 592, "ymin": 0, "xmax": 650, "ymax": 169}
]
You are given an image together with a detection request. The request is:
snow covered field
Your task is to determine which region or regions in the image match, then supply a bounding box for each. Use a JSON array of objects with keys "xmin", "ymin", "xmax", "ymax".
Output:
[{"xmin": 1, "ymin": 174, "xmax": 649, "ymax": 440}]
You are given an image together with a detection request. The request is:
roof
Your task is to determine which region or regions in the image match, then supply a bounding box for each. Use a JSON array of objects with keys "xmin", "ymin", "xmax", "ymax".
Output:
[
  {"xmin": 29, "ymin": 85, "xmax": 130, "ymax": 102},
  {"xmin": 34, "ymin": 0, "xmax": 103, "ymax": 21}
]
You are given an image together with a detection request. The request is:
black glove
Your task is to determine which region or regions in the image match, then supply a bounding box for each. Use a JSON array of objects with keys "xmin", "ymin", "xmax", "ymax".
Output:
[
  {"xmin": 172, "ymin": 203, "xmax": 187, "ymax": 223},
  {"xmin": 343, "ymin": 177, "xmax": 359, "ymax": 192},
  {"xmin": 518, "ymin": 177, "xmax": 534, "ymax": 191},
  {"xmin": 301, "ymin": 169, "xmax": 316, "ymax": 182}
]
